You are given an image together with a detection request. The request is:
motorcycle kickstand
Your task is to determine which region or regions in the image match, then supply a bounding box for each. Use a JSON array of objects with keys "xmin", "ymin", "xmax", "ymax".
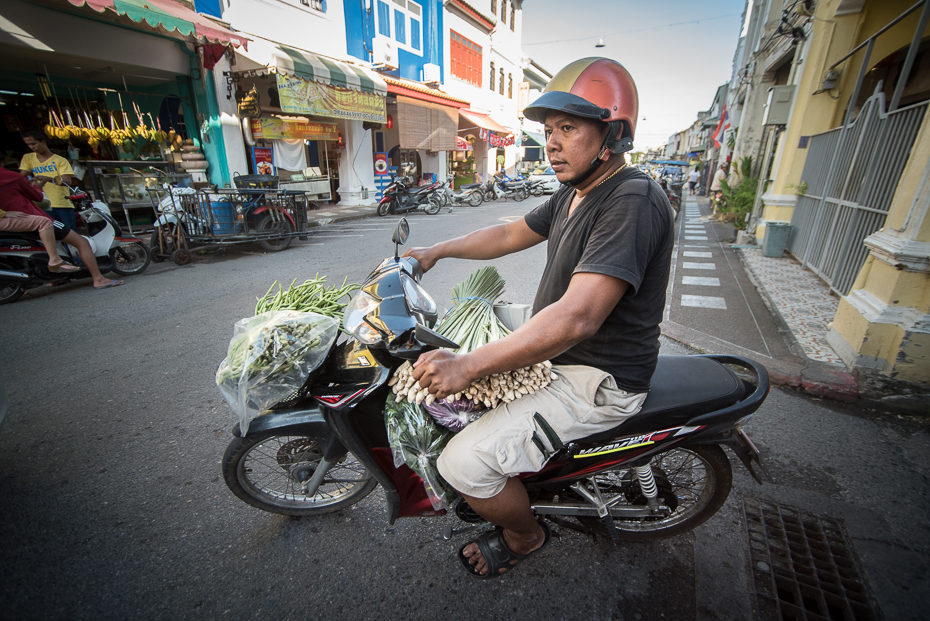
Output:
[{"xmin": 571, "ymin": 478, "xmax": 621, "ymax": 542}]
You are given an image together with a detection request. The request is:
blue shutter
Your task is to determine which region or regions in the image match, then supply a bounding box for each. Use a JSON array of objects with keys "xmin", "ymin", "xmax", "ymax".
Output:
[
  {"xmin": 377, "ymin": 1, "xmax": 390, "ymax": 37},
  {"xmin": 394, "ymin": 9, "xmax": 406, "ymax": 44},
  {"xmin": 410, "ymin": 19, "xmax": 420, "ymax": 51}
]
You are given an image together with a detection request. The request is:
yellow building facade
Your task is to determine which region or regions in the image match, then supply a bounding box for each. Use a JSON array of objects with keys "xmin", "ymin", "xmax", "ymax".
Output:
[{"xmin": 757, "ymin": 0, "xmax": 930, "ymax": 386}]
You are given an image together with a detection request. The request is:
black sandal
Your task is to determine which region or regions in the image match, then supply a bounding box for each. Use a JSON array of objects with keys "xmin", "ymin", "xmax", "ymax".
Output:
[{"xmin": 458, "ymin": 520, "xmax": 551, "ymax": 579}]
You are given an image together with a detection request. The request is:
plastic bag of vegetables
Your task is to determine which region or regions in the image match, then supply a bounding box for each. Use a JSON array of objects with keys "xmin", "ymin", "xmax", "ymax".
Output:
[
  {"xmin": 384, "ymin": 393, "xmax": 458, "ymax": 510},
  {"xmin": 216, "ymin": 310, "xmax": 339, "ymax": 435}
]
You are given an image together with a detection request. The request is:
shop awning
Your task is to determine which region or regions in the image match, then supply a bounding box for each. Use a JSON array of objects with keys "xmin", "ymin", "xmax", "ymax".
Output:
[
  {"xmin": 62, "ymin": 0, "xmax": 249, "ymax": 47},
  {"xmin": 274, "ymin": 46, "xmax": 386, "ymax": 96},
  {"xmin": 459, "ymin": 108, "xmax": 511, "ymax": 134},
  {"xmin": 522, "ymin": 130, "xmax": 546, "ymax": 148},
  {"xmin": 383, "ymin": 75, "xmax": 468, "ymax": 108},
  {"xmin": 235, "ymin": 40, "xmax": 386, "ymax": 96}
]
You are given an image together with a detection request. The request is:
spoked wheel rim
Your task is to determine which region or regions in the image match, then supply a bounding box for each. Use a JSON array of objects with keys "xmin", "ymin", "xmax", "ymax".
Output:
[
  {"xmin": 574, "ymin": 446, "xmax": 729, "ymax": 536},
  {"xmin": 110, "ymin": 242, "xmax": 150, "ymax": 275},
  {"xmin": 236, "ymin": 435, "xmax": 373, "ymax": 510}
]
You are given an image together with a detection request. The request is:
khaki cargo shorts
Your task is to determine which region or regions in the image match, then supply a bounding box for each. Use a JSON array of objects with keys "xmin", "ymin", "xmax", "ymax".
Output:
[{"xmin": 436, "ymin": 365, "xmax": 647, "ymax": 499}]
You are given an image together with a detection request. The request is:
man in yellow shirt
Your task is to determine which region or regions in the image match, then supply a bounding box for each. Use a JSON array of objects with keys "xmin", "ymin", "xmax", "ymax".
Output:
[{"xmin": 20, "ymin": 130, "xmax": 76, "ymax": 229}]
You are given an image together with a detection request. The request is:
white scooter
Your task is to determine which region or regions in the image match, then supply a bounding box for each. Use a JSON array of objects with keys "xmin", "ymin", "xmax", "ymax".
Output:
[{"xmin": 0, "ymin": 177, "xmax": 151, "ymax": 304}]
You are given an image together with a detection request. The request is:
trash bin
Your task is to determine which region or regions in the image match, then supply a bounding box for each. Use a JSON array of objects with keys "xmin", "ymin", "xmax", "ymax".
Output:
[{"xmin": 762, "ymin": 221, "xmax": 792, "ymax": 258}]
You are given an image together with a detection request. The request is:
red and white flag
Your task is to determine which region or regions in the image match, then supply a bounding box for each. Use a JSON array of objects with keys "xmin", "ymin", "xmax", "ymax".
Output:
[{"xmin": 712, "ymin": 105, "xmax": 730, "ymax": 148}]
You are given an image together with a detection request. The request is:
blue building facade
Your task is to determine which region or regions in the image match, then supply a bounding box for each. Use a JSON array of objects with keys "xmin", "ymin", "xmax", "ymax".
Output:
[{"xmin": 343, "ymin": 0, "xmax": 444, "ymax": 83}]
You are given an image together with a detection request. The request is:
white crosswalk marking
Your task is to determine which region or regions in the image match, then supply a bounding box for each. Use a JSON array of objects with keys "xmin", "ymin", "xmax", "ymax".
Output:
[
  {"xmin": 681, "ymin": 295, "xmax": 727, "ymax": 309},
  {"xmin": 682, "ymin": 276, "xmax": 721, "ymax": 286},
  {"xmin": 685, "ymin": 236, "xmax": 709, "ymax": 240},
  {"xmin": 683, "ymin": 262, "xmax": 716, "ymax": 269},
  {"xmin": 683, "ymin": 251, "xmax": 713, "ymax": 258}
]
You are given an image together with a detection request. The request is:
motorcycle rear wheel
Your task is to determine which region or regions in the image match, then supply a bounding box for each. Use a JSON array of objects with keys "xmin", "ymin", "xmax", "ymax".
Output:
[
  {"xmin": 468, "ymin": 191, "xmax": 483, "ymax": 207},
  {"xmin": 222, "ymin": 433, "xmax": 378, "ymax": 516},
  {"xmin": 257, "ymin": 213, "xmax": 293, "ymax": 252},
  {"xmin": 514, "ymin": 188, "xmax": 528, "ymax": 202},
  {"xmin": 110, "ymin": 242, "xmax": 151, "ymax": 276},
  {"xmin": 0, "ymin": 259, "xmax": 25, "ymax": 304},
  {"xmin": 572, "ymin": 445, "xmax": 732, "ymax": 541}
]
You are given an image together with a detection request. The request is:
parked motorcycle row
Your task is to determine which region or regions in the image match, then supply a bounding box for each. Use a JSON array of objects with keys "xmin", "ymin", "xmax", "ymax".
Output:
[
  {"xmin": 0, "ymin": 177, "xmax": 151, "ymax": 304},
  {"xmin": 378, "ymin": 172, "xmax": 547, "ymax": 217}
]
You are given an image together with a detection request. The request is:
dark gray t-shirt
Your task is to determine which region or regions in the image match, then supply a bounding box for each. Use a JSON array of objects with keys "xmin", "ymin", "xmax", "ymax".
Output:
[{"xmin": 524, "ymin": 167, "xmax": 674, "ymax": 393}]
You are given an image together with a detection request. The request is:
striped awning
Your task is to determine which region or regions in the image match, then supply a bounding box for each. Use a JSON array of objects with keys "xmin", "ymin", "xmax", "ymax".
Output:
[{"xmin": 62, "ymin": 0, "xmax": 249, "ymax": 47}]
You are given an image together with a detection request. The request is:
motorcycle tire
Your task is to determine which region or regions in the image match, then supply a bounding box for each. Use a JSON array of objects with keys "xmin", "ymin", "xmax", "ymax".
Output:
[
  {"xmin": 377, "ymin": 200, "xmax": 392, "ymax": 217},
  {"xmin": 532, "ymin": 187, "xmax": 544, "ymax": 197},
  {"xmin": 257, "ymin": 213, "xmax": 293, "ymax": 252},
  {"xmin": 222, "ymin": 432, "xmax": 378, "ymax": 517},
  {"xmin": 572, "ymin": 445, "xmax": 732, "ymax": 542},
  {"xmin": 425, "ymin": 195, "xmax": 442, "ymax": 215},
  {"xmin": 468, "ymin": 191, "xmax": 483, "ymax": 207},
  {"xmin": 0, "ymin": 259, "xmax": 25, "ymax": 305},
  {"xmin": 483, "ymin": 190, "xmax": 496, "ymax": 202},
  {"xmin": 109, "ymin": 242, "xmax": 151, "ymax": 276},
  {"xmin": 515, "ymin": 188, "xmax": 528, "ymax": 202}
]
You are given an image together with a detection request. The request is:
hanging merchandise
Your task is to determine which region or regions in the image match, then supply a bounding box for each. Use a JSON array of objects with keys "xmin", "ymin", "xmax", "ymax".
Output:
[{"xmin": 272, "ymin": 138, "xmax": 307, "ymax": 172}]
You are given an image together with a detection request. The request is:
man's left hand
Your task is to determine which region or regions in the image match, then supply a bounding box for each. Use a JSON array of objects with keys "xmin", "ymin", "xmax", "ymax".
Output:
[{"xmin": 412, "ymin": 349, "xmax": 475, "ymax": 400}]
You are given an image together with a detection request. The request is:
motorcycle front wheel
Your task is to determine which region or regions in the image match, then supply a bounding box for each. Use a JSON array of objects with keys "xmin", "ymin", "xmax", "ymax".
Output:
[
  {"xmin": 222, "ymin": 433, "xmax": 378, "ymax": 516},
  {"xmin": 468, "ymin": 191, "xmax": 483, "ymax": 207},
  {"xmin": 377, "ymin": 200, "xmax": 392, "ymax": 217},
  {"xmin": 110, "ymin": 242, "xmax": 152, "ymax": 276},
  {"xmin": 572, "ymin": 445, "xmax": 732, "ymax": 541}
]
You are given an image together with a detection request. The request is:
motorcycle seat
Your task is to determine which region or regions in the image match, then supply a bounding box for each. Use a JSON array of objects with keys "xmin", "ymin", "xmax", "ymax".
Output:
[
  {"xmin": 407, "ymin": 186, "xmax": 437, "ymax": 196},
  {"xmin": 503, "ymin": 182, "xmax": 524, "ymax": 189},
  {"xmin": 0, "ymin": 231, "xmax": 42, "ymax": 244},
  {"xmin": 459, "ymin": 183, "xmax": 481, "ymax": 190},
  {"xmin": 577, "ymin": 356, "xmax": 750, "ymax": 442}
]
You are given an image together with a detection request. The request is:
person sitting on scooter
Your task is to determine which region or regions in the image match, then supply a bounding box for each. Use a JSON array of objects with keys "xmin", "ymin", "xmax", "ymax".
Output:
[
  {"xmin": 404, "ymin": 58, "xmax": 674, "ymax": 579},
  {"xmin": 0, "ymin": 167, "xmax": 123, "ymax": 289},
  {"xmin": 19, "ymin": 130, "xmax": 77, "ymax": 229}
]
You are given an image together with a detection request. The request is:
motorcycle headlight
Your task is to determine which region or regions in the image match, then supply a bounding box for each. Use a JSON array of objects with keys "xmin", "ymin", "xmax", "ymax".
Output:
[
  {"xmin": 343, "ymin": 291, "xmax": 383, "ymax": 344},
  {"xmin": 400, "ymin": 272, "xmax": 437, "ymax": 324}
]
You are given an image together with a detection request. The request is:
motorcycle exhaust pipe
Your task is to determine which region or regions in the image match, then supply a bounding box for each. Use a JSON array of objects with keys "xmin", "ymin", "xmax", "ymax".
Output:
[{"xmin": 0, "ymin": 269, "xmax": 31, "ymax": 283}]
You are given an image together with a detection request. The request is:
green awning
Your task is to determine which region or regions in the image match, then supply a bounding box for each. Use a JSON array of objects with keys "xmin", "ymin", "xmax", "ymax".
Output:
[{"xmin": 275, "ymin": 46, "xmax": 387, "ymax": 96}]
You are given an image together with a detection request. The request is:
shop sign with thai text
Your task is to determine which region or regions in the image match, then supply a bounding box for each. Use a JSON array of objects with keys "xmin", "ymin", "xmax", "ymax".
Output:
[
  {"xmin": 250, "ymin": 118, "xmax": 340, "ymax": 141},
  {"xmin": 480, "ymin": 128, "xmax": 515, "ymax": 147},
  {"xmin": 276, "ymin": 75, "xmax": 386, "ymax": 123}
]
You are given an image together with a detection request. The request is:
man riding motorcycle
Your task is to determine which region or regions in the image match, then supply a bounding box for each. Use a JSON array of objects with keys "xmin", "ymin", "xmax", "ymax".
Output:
[{"xmin": 403, "ymin": 58, "xmax": 675, "ymax": 578}]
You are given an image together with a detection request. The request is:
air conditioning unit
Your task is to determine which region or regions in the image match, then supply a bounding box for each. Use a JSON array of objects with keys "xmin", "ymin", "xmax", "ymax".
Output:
[
  {"xmin": 763, "ymin": 85, "xmax": 796, "ymax": 126},
  {"xmin": 422, "ymin": 63, "xmax": 441, "ymax": 85},
  {"xmin": 373, "ymin": 36, "xmax": 397, "ymax": 70}
]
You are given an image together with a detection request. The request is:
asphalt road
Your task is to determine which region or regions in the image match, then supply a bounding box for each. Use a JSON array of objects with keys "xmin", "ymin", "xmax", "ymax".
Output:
[{"xmin": 1, "ymin": 195, "xmax": 927, "ymax": 620}]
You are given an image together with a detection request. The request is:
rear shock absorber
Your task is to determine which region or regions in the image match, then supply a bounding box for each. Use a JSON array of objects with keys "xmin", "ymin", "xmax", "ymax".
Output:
[{"xmin": 634, "ymin": 464, "xmax": 659, "ymax": 510}]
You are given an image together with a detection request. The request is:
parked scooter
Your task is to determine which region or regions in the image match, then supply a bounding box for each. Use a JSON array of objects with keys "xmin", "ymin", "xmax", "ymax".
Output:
[
  {"xmin": 437, "ymin": 176, "xmax": 484, "ymax": 208},
  {"xmin": 377, "ymin": 175, "xmax": 443, "ymax": 217},
  {"xmin": 483, "ymin": 174, "xmax": 528, "ymax": 202},
  {"xmin": 0, "ymin": 177, "xmax": 151, "ymax": 304},
  {"xmin": 221, "ymin": 219, "xmax": 769, "ymax": 545},
  {"xmin": 658, "ymin": 177, "xmax": 682, "ymax": 219}
]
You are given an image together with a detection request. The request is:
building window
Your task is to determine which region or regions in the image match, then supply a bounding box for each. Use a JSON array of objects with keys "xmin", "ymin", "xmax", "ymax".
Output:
[
  {"xmin": 451, "ymin": 30, "xmax": 482, "ymax": 86},
  {"xmin": 491, "ymin": 0, "xmax": 497, "ymax": 14},
  {"xmin": 374, "ymin": 0, "xmax": 422, "ymax": 55},
  {"xmin": 500, "ymin": 0, "xmax": 506, "ymax": 24},
  {"xmin": 298, "ymin": 0, "xmax": 325, "ymax": 10},
  {"xmin": 508, "ymin": 73, "xmax": 512, "ymax": 98},
  {"xmin": 489, "ymin": 61, "xmax": 495, "ymax": 91},
  {"xmin": 499, "ymin": 68, "xmax": 504, "ymax": 95},
  {"xmin": 377, "ymin": 1, "xmax": 390, "ymax": 37},
  {"xmin": 510, "ymin": 3, "xmax": 515, "ymax": 30}
]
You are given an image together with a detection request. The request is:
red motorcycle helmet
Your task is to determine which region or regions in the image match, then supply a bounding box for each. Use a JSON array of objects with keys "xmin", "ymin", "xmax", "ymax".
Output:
[{"xmin": 523, "ymin": 57, "xmax": 638, "ymax": 155}]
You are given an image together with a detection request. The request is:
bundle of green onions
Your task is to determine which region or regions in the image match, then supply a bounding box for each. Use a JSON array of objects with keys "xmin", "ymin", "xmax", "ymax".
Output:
[
  {"xmin": 388, "ymin": 266, "xmax": 557, "ymax": 411},
  {"xmin": 255, "ymin": 275, "xmax": 359, "ymax": 319}
]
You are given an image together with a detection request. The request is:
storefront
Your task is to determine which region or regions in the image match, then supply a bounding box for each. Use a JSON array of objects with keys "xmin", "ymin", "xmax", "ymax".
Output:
[
  {"xmin": 378, "ymin": 76, "xmax": 468, "ymax": 191},
  {"xmin": 456, "ymin": 108, "xmax": 514, "ymax": 185},
  {"xmin": 230, "ymin": 40, "xmax": 387, "ymax": 204},
  {"xmin": 0, "ymin": 0, "xmax": 248, "ymax": 230},
  {"xmin": 519, "ymin": 130, "xmax": 547, "ymax": 174}
]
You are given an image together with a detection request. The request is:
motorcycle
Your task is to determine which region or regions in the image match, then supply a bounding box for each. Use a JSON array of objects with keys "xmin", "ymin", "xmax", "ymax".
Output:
[
  {"xmin": 221, "ymin": 219, "xmax": 770, "ymax": 544},
  {"xmin": 437, "ymin": 176, "xmax": 484, "ymax": 208},
  {"xmin": 377, "ymin": 175, "xmax": 443, "ymax": 217},
  {"xmin": 659, "ymin": 177, "xmax": 682, "ymax": 220},
  {"xmin": 0, "ymin": 177, "xmax": 151, "ymax": 304},
  {"xmin": 483, "ymin": 175, "xmax": 528, "ymax": 202}
]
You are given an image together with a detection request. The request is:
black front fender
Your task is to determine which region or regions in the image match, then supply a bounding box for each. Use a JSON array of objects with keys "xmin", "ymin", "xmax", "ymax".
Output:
[{"xmin": 232, "ymin": 405, "xmax": 347, "ymax": 461}]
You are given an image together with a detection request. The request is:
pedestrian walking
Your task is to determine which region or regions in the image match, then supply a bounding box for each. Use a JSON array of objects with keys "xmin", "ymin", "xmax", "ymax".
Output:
[{"xmin": 688, "ymin": 167, "xmax": 700, "ymax": 195}]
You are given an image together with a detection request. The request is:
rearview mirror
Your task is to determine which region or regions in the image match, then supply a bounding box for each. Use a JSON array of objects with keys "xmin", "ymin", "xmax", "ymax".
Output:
[
  {"xmin": 392, "ymin": 218, "xmax": 409, "ymax": 259},
  {"xmin": 52, "ymin": 175, "xmax": 63, "ymax": 186}
]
